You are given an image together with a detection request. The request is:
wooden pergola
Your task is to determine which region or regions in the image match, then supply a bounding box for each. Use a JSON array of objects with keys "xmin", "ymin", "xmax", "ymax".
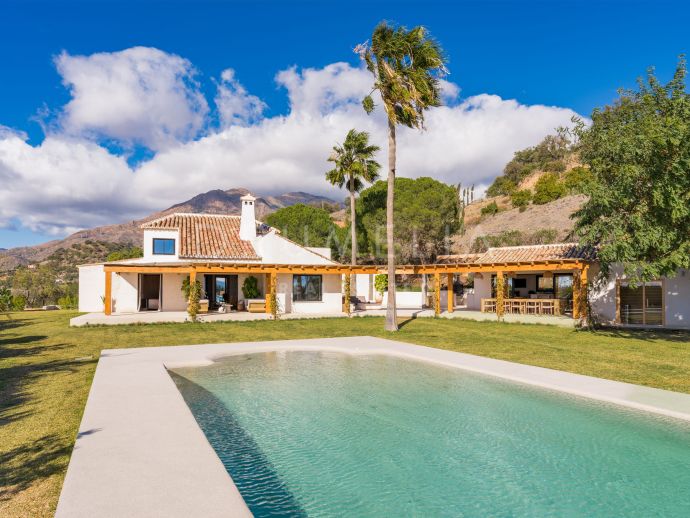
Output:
[{"xmin": 103, "ymin": 259, "xmax": 590, "ymax": 320}]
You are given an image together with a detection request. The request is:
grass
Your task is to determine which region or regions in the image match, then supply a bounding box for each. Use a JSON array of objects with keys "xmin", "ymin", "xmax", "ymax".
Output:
[{"xmin": 1, "ymin": 310, "xmax": 689, "ymax": 516}]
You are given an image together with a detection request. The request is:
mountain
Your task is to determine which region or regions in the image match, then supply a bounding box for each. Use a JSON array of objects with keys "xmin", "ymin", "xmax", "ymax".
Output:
[{"xmin": 0, "ymin": 188, "xmax": 339, "ymax": 271}]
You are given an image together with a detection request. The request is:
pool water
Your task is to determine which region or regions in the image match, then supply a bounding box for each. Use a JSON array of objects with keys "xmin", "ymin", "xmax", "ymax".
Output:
[{"xmin": 170, "ymin": 351, "xmax": 690, "ymax": 517}]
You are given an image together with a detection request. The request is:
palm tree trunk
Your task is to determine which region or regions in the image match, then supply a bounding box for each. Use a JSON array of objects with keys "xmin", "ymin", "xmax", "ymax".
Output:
[
  {"xmin": 349, "ymin": 179, "xmax": 357, "ymax": 265},
  {"xmin": 385, "ymin": 119, "xmax": 398, "ymax": 331},
  {"xmin": 349, "ymin": 179, "xmax": 357, "ymax": 313}
]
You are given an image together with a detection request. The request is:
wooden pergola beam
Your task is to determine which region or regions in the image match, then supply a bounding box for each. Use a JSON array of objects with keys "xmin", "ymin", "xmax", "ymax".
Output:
[{"xmin": 103, "ymin": 260, "xmax": 589, "ymax": 276}]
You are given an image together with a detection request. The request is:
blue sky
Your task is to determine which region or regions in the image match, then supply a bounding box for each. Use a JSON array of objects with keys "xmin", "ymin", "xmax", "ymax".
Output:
[{"xmin": 1, "ymin": 0, "xmax": 688, "ymax": 249}]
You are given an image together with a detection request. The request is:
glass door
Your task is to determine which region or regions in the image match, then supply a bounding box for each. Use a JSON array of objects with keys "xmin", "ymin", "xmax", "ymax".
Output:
[
  {"xmin": 554, "ymin": 274, "xmax": 573, "ymax": 314},
  {"xmin": 214, "ymin": 277, "xmax": 227, "ymax": 307}
]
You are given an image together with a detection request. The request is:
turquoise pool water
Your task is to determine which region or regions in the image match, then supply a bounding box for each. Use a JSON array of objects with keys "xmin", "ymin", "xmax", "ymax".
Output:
[{"xmin": 170, "ymin": 351, "xmax": 690, "ymax": 517}]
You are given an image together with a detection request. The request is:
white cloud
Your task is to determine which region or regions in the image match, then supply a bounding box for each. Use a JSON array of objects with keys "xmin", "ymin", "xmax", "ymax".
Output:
[
  {"xmin": 56, "ymin": 47, "xmax": 208, "ymax": 151},
  {"xmin": 0, "ymin": 50, "xmax": 582, "ymax": 239},
  {"xmin": 215, "ymin": 68, "xmax": 267, "ymax": 127}
]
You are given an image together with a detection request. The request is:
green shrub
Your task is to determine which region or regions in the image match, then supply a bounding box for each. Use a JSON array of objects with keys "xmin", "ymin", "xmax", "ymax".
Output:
[
  {"xmin": 563, "ymin": 166, "xmax": 594, "ymax": 194},
  {"xmin": 106, "ymin": 246, "xmax": 143, "ymax": 262},
  {"xmin": 242, "ymin": 276, "xmax": 260, "ymax": 299},
  {"xmin": 480, "ymin": 201, "xmax": 499, "ymax": 216},
  {"xmin": 510, "ymin": 189, "xmax": 532, "ymax": 211},
  {"xmin": 12, "ymin": 294, "xmax": 26, "ymax": 311},
  {"xmin": 57, "ymin": 294, "xmax": 78, "ymax": 310},
  {"xmin": 374, "ymin": 274, "xmax": 388, "ymax": 294},
  {"xmin": 532, "ymin": 173, "xmax": 567, "ymax": 204},
  {"xmin": 486, "ymin": 176, "xmax": 517, "ymax": 197}
]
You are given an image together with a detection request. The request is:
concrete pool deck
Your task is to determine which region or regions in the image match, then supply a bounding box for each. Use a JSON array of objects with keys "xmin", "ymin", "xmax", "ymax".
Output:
[{"xmin": 57, "ymin": 337, "xmax": 690, "ymax": 517}]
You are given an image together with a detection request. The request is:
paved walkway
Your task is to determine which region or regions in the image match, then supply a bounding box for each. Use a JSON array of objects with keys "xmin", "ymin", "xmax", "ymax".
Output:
[{"xmin": 70, "ymin": 308, "xmax": 575, "ymax": 327}]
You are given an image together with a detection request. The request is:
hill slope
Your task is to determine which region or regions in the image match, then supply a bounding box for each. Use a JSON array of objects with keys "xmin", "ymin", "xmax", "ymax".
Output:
[{"xmin": 0, "ymin": 188, "xmax": 338, "ymax": 271}]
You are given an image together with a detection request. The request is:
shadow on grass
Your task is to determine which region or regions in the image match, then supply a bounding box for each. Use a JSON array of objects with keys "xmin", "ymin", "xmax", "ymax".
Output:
[
  {"xmin": 592, "ymin": 326, "xmax": 690, "ymax": 343},
  {"xmin": 0, "ymin": 356, "xmax": 94, "ymax": 427},
  {"xmin": 0, "ymin": 433, "xmax": 72, "ymax": 501}
]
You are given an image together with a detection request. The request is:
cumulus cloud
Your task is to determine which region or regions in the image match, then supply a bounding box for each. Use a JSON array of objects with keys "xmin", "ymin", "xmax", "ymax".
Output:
[
  {"xmin": 56, "ymin": 47, "xmax": 208, "ymax": 151},
  {"xmin": 215, "ymin": 68, "xmax": 267, "ymax": 127},
  {"xmin": 0, "ymin": 49, "xmax": 582, "ymax": 239}
]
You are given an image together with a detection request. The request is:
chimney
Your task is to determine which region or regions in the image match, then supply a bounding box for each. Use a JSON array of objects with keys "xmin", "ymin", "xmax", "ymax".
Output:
[{"xmin": 239, "ymin": 193, "xmax": 257, "ymax": 240}]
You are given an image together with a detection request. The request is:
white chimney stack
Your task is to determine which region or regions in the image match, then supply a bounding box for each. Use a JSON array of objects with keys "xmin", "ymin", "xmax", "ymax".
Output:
[{"xmin": 239, "ymin": 193, "xmax": 257, "ymax": 240}]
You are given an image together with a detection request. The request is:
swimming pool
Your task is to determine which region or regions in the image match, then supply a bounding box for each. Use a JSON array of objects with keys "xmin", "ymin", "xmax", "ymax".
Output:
[{"xmin": 170, "ymin": 351, "xmax": 690, "ymax": 517}]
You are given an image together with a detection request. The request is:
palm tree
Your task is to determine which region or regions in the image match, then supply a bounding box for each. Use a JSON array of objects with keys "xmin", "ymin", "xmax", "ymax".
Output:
[
  {"xmin": 326, "ymin": 129, "xmax": 380, "ymax": 266},
  {"xmin": 356, "ymin": 22, "xmax": 447, "ymax": 331}
]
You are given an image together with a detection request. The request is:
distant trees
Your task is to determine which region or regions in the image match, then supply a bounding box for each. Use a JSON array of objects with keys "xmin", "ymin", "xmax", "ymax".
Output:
[
  {"xmin": 532, "ymin": 173, "xmax": 567, "ymax": 205},
  {"xmin": 266, "ymin": 204, "xmax": 339, "ymax": 253},
  {"xmin": 357, "ymin": 177, "xmax": 458, "ymax": 264},
  {"xmin": 573, "ymin": 57, "xmax": 690, "ymax": 282},
  {"xmin": 510, "ymin": 189, "xmax": 532, "ymax": 211},
  {"xmin": 11, "ymin": 265, "xmax": 62, "ymax": 308},
  {"xmin": 106, "ymin": 247, "xmax": 143, "ymax": 262},
  {"xmin": 480, "ymin": 201, "xmax": 499, "ymax": 217},
  {"xmin": 470, "ymin": 229, "xmax": 560, "ymax": 253},
  {"xmin": 487, "ymin": 134, "xmax": 571, "ymax": 196}
]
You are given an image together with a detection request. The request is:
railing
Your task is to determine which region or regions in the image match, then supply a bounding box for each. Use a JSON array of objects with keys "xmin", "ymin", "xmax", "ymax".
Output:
[{"xmin": 481, "ymin": 298, "xmax": 562, "ymax": 316}]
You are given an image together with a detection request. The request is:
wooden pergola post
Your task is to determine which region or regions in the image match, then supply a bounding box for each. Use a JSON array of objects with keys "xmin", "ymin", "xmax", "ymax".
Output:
[
  {"xmin": 104, "ymin": 270, "xmax": 112, "ymax": 315},
  {"xmin": 265, "ymin": 273, "xmax": 275, "ymax": 314},
  {"xmin": 447, "ymin": 273, "xmax": 454, "ymax": 313},
  {"xmin": 434, "ymin": 272, "xmax": 441, "ymax": 316},
  {"xmin": 578, "ymin": 266, "xmax": 588, "ymax": 324}
]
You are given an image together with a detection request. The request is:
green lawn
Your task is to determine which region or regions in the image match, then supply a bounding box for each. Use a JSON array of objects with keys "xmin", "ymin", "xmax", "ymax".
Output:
[{"xmin": 1, "ymin": 310, "xmax": 688, "ymax": 516}]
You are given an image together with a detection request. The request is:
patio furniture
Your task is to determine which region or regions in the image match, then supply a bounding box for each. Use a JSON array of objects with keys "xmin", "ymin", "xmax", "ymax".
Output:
[
  {"xmin": 246, "ymin": 298, "xmax": 266, "ymax": 313},
  {"xmin": 526, "ymin": 300, "xmax": 539, "ymax": 314},
  {"xmin": 199, "ymin": 299, "xmax": 209, "ymax": 314},
  {"xmin": 480, "ymin": 298, "xmax": 566, "ymax": 317}
]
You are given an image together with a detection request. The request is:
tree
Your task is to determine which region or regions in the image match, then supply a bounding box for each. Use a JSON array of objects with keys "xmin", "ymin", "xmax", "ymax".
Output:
[
  {"xmin": 573, "ymin": 57, "xmax": 690, "ymax": 283},
  {"xmin": 480, "ymin": 201, "xmax": 500, "ymax": 216},
  {"xmin": 326, "ymin": 128, "xmax": 380, "ymax": 266},
  {"xmin": 357, "ymin": 22, "xmax": 447, "ymax": 331},
  {"xmin": 265, "ymin": 204, "xmax": 338, "ymax": 254},
  {"xmin": 106, "ymin": 246, "xmax": 143, "ymax": 262},
  {"xmin": 357, "ymin": 177, "xmax": 458, "ymax": 264},
  {"xmin": 532, "ymin": 173, "xmax": 566, "ymax": 204},
  {"xmin": 563, "ymin": 166, "xmax": 594, "ymax": 194},
  {"xmin": 510, "ymin": 189, "xmax": 532, "ymax": 211}
]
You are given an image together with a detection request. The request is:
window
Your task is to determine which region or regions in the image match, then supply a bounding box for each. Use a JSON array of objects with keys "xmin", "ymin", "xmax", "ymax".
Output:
[
  {"xmin": 293, "ymin": 275, "xmax": 322, "ymax": 302},
  {"xmin": 619, "ymin": 282, "xmax": 663, "ymax": 325},
  {"xmin": 536, "ymin": 275, "xmax": 554, "ymax": 292},
  {"xmin": 152, "ymin": 238, "xmax": 175, "ymax": 255}
]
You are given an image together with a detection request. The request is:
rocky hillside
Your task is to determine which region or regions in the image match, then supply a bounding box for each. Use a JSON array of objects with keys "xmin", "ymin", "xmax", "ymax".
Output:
[{"xmin": 0, "ymin": 188, "xmax": 338, "ymax": 271}]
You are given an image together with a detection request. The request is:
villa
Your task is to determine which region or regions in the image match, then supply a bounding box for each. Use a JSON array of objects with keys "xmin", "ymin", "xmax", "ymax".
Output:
[{"xmin": 76, "ymin": 193, "xmax": 689, "ymax": 329}]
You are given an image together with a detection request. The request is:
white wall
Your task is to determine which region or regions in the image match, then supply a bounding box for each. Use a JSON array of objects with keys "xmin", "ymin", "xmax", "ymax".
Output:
[
  {"xmin": 306, "ymin": 247, "xmax": 331, "ymax": 259},
  {"xmin": 355, "ymin": 274, "xmax": 376, "ymax": 302},
  {"xmin": 466, "ymin": 274, "xmax": 492, "ymax": 310},
  {"xmin": 78, "ymin": 264, "xmax": 105, "ymax": 312},
  {"xmin": 142, "ymin": 229, "xmax": 180, "ymax": 262},
  {"xmin": 161, "ymin": 273, "xmax": 188, "ymax": 311},
  {"xmin": 112, "ymin": 272, "xmax": 138, "ymax": 313},
  {"xmin": 279, "ymin": 273, "xmax": 342, "ymax": 314},
  {"xmin": 590, "ymin": 265, "xmax": 690, "ymax": 328},
  {"xmin": 253, "ymin": 232, "xmax": 334, "ymax": 265}
]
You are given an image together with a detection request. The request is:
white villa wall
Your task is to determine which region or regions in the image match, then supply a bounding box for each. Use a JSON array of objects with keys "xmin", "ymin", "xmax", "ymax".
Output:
[
  {"xmin": 279, "ymin": 273, "xmax": 342, "ymax": 314},
  {"xmin": 355, "ymin": 274, "xmax": 376, "ymax": 302},
  {"xmin": 112, "ymin": 273, "xmax": 138, "ymax": 313},
  {"xmin": 466, "ymin": 274, "xmax": 492, "ymax": 310},
  {"xmin": 306, "ymin": 247, "xmax": 331, "ymax": 259},
  {"xmin": 590, "ymin": 264, "xmax": 690, "ymax": 328},
  {"xmin": 161, "ymin": 273, "xmax": 188, "ymax": 311},
  {"xmin": 78, "ymin": 265, "xmax": 105, "ymax": 312},
  {"xmin": 253, "ymin": 232, "xmax": 334, "ymax": 265},
  {"xmin": 142, "ymin": 229, "xmax": 180, "ymax": 262}
]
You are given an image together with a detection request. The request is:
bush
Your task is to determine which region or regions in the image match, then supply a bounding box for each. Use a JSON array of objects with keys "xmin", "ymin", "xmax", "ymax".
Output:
[
  {"xmin": 563, "ymin": 166, "xmax": 594, "ymax": 194},
  {"xmin": 532, "ymin": 173, "xmax": 567, "ymax": 204},
  {"xmin": 480, "ymin": 201, "xmax": 499, "ymax": 217},
  {"xmin": 57, "ymin": 294, "xmax": 78, "ymax": 309},
  {"xmin": 242, "ymin": 276, "xmax": 260, "ymax": 299},
  {"xmin": 12, "ymin": 294, "xmax": 26, "ymax": 311},
  {"xmin": 486, "ymin": 176, "xmax": 517, "ymax": 197},
  {"xmin": 510, "ymin": 189, "xmax": 532, "ymax": 211},
  {"xmin": 374, "ymin": 274, "xmax": 388, "ymax": 294},
  {"xmin": 106, "ymin": 247, "xmax": 143, "ymax": 262}
]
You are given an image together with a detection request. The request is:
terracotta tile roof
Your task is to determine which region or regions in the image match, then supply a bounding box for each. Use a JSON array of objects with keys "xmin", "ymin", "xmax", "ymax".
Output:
[
  {"xmin": 436, "ymin": 253, "xmax": 483, "ymax": 264},
  {"xmin": 438, "ymin": 243, "xmax": 596, "ymax": 265},
  {"xmin": 141, "ymin": 213, "xmax": 260, "ymax": 260}
]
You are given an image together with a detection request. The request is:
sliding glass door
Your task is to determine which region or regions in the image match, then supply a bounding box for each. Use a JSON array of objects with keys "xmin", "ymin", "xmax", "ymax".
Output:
[{"xmin": 619, "ymin": 281, "xmax": 663, "ymax": 325}]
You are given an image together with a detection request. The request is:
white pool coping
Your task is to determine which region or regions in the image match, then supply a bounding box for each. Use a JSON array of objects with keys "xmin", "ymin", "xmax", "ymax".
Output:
[{"xmin": 56, "ymin": 336, "xmax": 690, "ymax": 517}]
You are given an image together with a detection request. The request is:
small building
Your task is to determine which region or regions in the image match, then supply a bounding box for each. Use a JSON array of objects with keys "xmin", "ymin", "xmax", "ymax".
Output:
[{"xmin": 78, "ymin": 194, "xmax": 344, "ymax": 317}]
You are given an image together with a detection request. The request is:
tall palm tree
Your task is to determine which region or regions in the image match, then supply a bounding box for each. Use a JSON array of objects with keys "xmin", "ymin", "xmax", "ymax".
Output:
[
  {"xmin": 326, "ymin": 128, "xmax": 380, "ymax": 265},
  {"xmin": 356, "ymin": 22, "xmax": 447, "ymax": 331}
]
